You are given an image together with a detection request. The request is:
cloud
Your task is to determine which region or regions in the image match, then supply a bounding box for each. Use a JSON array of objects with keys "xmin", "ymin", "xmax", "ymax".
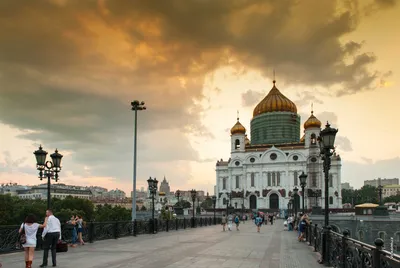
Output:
[
  {"xmin": 294, "ymin": 91, "xmax": 324, "ymax": 108},
  {"xmin": 241, "ymin": 89, "xmax": 265, "ymax": 107},
  {"xmin": 335, "ymin": 136, "xmax": 353, "ymax": 152},
  {"xmin": 0, "ymin": 0, "xmax": 396, "ymax": 189},
  {"xmin": 342, "ymin": 157, "xmax": 400, "ymax": 188}
]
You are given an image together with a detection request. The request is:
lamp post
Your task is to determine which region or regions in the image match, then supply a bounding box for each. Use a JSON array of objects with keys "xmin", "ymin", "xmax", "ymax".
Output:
[
  {"xmin": 175, "ymin": 190, "xmax": 181, "ymax": 203},
  {"xmin": 299, "ymin": 172, "xmax": 308, "ymax": 214},
  {"xmin": 226, "ymin": 192, "xmax": 231, "ymax": 215},
  {"xmin": 293, "ymin": 187, "xmax": 299, "ymax": 217},
  {"xmin": 318, "ymin": 122, "xmax": 338, "ymax": 265},
  {"xmin": 212, "ymin": 195, "xmax": 217, "ymax": 224},
  {"xmin": 34, "ymin": 146, "xmax": 63, "ymax": 210},
  {"xmin": 131, "ymin": 100, "xmax": 146, "ymax": 232},
  {"xmin": 147, "ymin": 177, "xmax": 158, "ymax": 234},
  {"xmin": 190, "ymin": 189, "xmax": 197, "ymax": 227},
  {"xmin": 378, "ymin": 185, "xmax": 383, "ymax": 205}
]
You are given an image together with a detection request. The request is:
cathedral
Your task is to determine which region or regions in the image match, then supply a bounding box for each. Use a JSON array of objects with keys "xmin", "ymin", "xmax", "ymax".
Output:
[{"xmin": 215, "ymin": 80, "xmax": 342, "ymax": 213}]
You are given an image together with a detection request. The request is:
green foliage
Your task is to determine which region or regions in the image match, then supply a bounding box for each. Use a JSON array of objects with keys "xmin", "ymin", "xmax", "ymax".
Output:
[
  {"xmin": 200, "ymin": 197, "xmax": 213, "ymax": 209},
  {"xmin": 0, "ymin": 194, "xmax": 132, "ymax": 225},
  {"xmin": 140, "ymin": 206, "xmax": 147, "ymax": 211},
  {"xmin": 341, "ymin": 185, "xmax": 379, "ymax": 206},
  {"xmin": 174, "ymin": 200, "xmax": 191, "ymax": 208},
  {"xmin": 160, "ymin": 208, "xmax": 172, "ymax": 220},
  {"xmin": 383, "ymin": 195, "xmax": 400, "ymax": 203}
]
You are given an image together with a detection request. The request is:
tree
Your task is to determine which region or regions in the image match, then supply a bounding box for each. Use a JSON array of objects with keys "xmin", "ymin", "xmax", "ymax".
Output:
[
  {"xmin": 341, "ymin": 189, "xmax": 355, "ymax": 205},
  {"xmin": 200, "ymin": 197, "xmax": 213, "ymax": 209},
  {"xmin": 383, "ymin": 195, "xmax": 400, "ymax": 204},
  {"xmin": 356, "ymin": 185, "xmax": 378, "ymax": 204},
  {"xmin": 140, "ymin": 206, "xmax": 147, "ymax": 211},
  {"xmin": 174, "ymin": 200, "xmax": 191, "ymax": 209}
]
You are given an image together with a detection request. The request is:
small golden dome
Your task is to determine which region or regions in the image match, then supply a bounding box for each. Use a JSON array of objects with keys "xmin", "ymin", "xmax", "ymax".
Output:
[
  {"xmin": 300, "ymin": 134, "xmax": 305, "ymax": 143},
  {"xmin": 245, "ymin": 135, "xmax": 250, "ymax": 145},
  {"xmin": 253, "ymin": 81, "xmax": 297, "ymax": 117},
  {"xmin": 231, "ymin": 118, "xmax": 246, "ymax": 135},
  {"xmin": 304, "ymin": 111, "xmax": 321, "ymax": 129}
]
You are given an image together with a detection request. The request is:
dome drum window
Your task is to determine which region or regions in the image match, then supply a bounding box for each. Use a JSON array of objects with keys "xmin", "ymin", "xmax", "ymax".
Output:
[
  {"xmin": 270, "ymin": 153, "xmax": 277, "ymax": 160},
  {"xmin": 293, "ymin": 155, "xmax": 298, "ymax": 161},
  {"xmin": 250, "ymin": 157, "xmax": 255, "ymax": 163},
  {"xmin": 235, "ymin": 161, "xmax": 240, "ymax": 166}
]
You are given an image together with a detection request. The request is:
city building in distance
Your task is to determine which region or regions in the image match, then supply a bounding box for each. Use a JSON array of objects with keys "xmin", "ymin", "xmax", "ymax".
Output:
[
  {"xmin": 341, "ymin": 182, "xmax": 354, "ymax": 190},
  {"xmin": 364, "ymin": 178, "xmax": 399, "ymax": 187},
  {"xmin": 215, "ymin": 80, "xmax": 342, "ymax": 212}
]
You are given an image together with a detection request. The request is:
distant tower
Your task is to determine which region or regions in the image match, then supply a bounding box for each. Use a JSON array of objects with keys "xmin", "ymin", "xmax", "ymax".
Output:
[
  {"xmin": 159, "ymin": 176, "xmax": 171, "ymax": 194},
  {"xmin": 230, "ymin": 111, "xmax": 246, "ymax": 153},
  {"xmin": 303, "ymin": 105, "xmax": 322, "ymax": 148}
]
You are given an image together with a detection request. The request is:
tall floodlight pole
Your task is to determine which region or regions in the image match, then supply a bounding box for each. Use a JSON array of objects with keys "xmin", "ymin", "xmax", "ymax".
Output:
[{"xmin": 131, "ymin": 100, "xmax": 146, "ymax": 234}]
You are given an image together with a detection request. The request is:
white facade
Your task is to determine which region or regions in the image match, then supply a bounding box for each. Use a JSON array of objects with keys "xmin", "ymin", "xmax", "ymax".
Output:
[
  {"xmin": 215, "ymin": 84, "xmax": 342, "ymax": 213},
  {"xmin": 215, "ymin": 129, "xmax": 342, "ymax": 212}
]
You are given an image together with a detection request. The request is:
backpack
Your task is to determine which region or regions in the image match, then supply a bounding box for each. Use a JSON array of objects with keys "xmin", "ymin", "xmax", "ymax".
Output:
[{"xmin": 234, "ymin": 216, "xmax": 239, "ymax": 223}]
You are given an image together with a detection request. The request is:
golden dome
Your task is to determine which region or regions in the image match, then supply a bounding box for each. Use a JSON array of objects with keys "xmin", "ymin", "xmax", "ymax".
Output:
[
  {"xmin": 300, "ymin": 134, "xmax": 305, "ymax": 143},
  {"xmin": 231, "ymin": 118, "xmax": 246, "ymax": 135},
  {"xmin": 245, "ymin": 135, "xmax": 250, "ymax": 145},
  {"xmin": 304, "ymin": 111, "xmax": 321, "ymax": 129},
  {"xmin": 253, "ymin": 81, "xmax": 297, "ymax": 117}
]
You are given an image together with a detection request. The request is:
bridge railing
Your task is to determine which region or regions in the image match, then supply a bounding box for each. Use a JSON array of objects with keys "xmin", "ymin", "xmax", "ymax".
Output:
[
  {"xmin": 306, "ymin": 224, "xmax": 400, "ymax": 268},
  {"xmin": 0, "ymin": 217, "xmax": 221, "ymax": 254}
]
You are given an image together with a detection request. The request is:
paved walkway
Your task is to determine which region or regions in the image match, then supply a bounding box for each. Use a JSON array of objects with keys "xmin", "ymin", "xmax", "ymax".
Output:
[{"xmin": 1, "ymin": 220, "xmax": 321, "ymax": 268}]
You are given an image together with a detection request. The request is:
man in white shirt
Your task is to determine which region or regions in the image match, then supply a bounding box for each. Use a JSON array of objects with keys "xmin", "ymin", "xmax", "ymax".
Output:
[{"xmin": 40, "ymin": 209, "xmax": 61, "ymax": 267}]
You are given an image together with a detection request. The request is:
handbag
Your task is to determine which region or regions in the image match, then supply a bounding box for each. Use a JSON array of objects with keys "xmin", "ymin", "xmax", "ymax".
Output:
[{"xmin": 19, "ymin": 223, "xmax": 27, "ymax": 245}]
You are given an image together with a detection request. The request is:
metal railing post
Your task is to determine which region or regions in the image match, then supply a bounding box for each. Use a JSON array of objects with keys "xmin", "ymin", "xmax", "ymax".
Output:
[
  {"xmin": 373, "ymin": 238, "xmax": 384, "ymax": 268},
  {"xmin": 133, "ymin": 220, "xmax": 137, "ymax": 237},
  {"xmin": 166, "ymin": 220, "xmax": 169, "ymax": 232},
  {"xmin": 89, "ymin": 221, "xmax": 94, "ymax": 243},
  {"xmin": 314, "ymin": 224, "xmax": 318, "ymax": 252},
  {"xmin": 342, "ymin": 230, "xmax": 349, "ymax": 268}
]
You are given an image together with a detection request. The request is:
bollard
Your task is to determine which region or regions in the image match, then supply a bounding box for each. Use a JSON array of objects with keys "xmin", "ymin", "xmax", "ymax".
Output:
[
  {"xmin": 133, "ymin": 220, "xmax": 137, "ymax": 237},
  {"xmin": 373, "ymin": 238, "xmax": 384, "ymax": 268},
  {"xmin": 166, "ymin": 220, "xmax": 169, "ymax": 232}
]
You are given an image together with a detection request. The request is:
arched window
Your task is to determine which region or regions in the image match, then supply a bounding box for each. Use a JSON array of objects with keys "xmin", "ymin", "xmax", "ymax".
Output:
[
  {"xmin": 311, "ymin": 133, "xmax": 316, "ymax": 145},
  {"xmin": 223, "ymin": 197, "xmax": 226, "ymax": 205},
  {"xmin": 329, "ymin": 174, "xmax": 333, "ymax": 187},
  {"xmin": 222, "ymin": 178, "xmax": 226, "ymax": 190},
  {"xmin": 235, "ymin": 175, "xmax": 239, "ymax": 189},
  {"xmin": 379, "ymin": 232, "xmax": 386, "ymax": 240},
  {"xmin": 294, "ymin": 171, "xmax": 298, "ymax": 185},
  {"xmin": 277, "ymin": 172, "xmax": 281, "ymax": 186},
  {"xmin": 251, "ymin": 173, "xmax": 255, "ymax": 187},
  {"xmin": 235, "ymin": 139, "xmax": 240, "ymax": 150},
  {"xmin": 329, "ymin": 196, "xmax": 333, "ymax": 205},
  {"xmin": 272, "ymin": 172, "xmax": 276, "ymax": 186},
  {"xmin": 267, "ymin": 173, "xmax": 271, "ymax": 186}
]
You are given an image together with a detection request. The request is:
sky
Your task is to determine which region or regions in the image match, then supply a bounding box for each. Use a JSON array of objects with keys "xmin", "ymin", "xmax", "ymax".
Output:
[{"xmin": 0, "ymin": 0, "xmax": 399, "ymax": 195}]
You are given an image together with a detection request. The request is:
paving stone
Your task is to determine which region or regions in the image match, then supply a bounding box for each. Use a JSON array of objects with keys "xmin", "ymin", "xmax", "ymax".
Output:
[{"xmin": 0, "ymin": 220, "xmax": 321, "ymax": 268}]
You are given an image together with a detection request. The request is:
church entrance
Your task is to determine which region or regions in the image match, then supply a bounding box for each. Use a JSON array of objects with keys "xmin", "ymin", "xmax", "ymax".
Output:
[
  {"xmin": 250, "ymin": 195, "xmax": 257, "ymax": 209},
  {"xmin": 269, "ymin": 193, "xmax": 279, "ymax": 209}
]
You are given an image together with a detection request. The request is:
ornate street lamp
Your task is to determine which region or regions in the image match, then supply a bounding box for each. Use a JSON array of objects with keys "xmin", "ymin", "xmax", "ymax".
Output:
[
  {"xmin": 293, "ymin": 186, "xmax": 299, "ymax": 217},
  {"xmin": 190, "ymin": 189, "xmax": 197, "ymax": 228},
  {"xmin": 34, "ymin": 146, "xmax": 63, "ymax": 209},
  {"xmin": 212, "ymin": 195, "xmax": 217, "ymax": 225},
  {"xmin": 147, "ymin": 177, "xmax": 158, "ymax": 234},
  {"xmin": 175, "ymin": 190, "xmax": 181, "ymax": 203},
  {"xmin": 318, "ymin": 122, "xmax": 338, "ymax": 265},
  {"xmin": 299, "ymin": 172, "xmax": 308, "ymax": 214},
  {"xmin": 131, "ymin": 100, "xmax": 146, "ymax": 232}
]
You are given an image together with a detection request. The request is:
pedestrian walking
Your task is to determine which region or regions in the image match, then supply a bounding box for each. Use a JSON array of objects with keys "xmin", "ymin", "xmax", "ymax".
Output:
[
  {"xmin": 40, "ymin": 209, "xmax": 61, "ymax": 268},
  {"xmin": 255, "ymin": 212, "xmax": 263, "ymax": 233},
  {"xmin": 221, "ymin": 214, "xmax": 227, "ymax": 231},
  {"xmin": 234, "ymin": 215, "xmax": 240, "ymax": 231},
  {"xmin": 19, "ymin": 214, "xmax": 46, "ymax": 268},
  {"xmin": 227, "ymin": 213, "xmax": 233, "ymax": 231}
]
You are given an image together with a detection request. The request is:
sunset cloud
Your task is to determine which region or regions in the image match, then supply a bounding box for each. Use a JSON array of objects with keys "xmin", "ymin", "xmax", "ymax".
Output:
[{"xmin": 0, "ymin": 0, "xmax": 397, "ymax": 191}]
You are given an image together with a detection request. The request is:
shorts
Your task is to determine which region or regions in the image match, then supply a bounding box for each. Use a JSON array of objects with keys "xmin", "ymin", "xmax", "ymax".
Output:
[{"xmin": 78, "ymin": 228, "xmax": 83, "ymax": 233}]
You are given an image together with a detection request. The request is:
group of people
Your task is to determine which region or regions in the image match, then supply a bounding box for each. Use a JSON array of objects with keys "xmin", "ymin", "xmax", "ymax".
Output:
[
  {"xmin": 285, "ymin": 213, "xmax": 310, "ymax": 241},
  {"xmin": 18, "ymin": 210, "xmax": 87, "ymax": 267},
  {"xmin": 19, "ymin": 209, "xmax": 61, "ymax": 268},
  {"xmin": 220, "ymin": 212, "xmax": 278, "ymax": 233},
  {"xmin": 66, "ymin": 215, "xmax": 85, "ymax": 247}
]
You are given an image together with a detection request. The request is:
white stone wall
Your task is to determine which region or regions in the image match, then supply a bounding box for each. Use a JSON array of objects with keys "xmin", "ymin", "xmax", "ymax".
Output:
[{"xmin": 215, "ymin": 145, "xmax": 342, "ymax": 210}]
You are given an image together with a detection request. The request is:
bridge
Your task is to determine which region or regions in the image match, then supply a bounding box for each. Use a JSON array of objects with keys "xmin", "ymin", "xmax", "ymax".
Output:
[{"xmin": 1, "ymin": 218, "xmax": 399, "ymax": 267}]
